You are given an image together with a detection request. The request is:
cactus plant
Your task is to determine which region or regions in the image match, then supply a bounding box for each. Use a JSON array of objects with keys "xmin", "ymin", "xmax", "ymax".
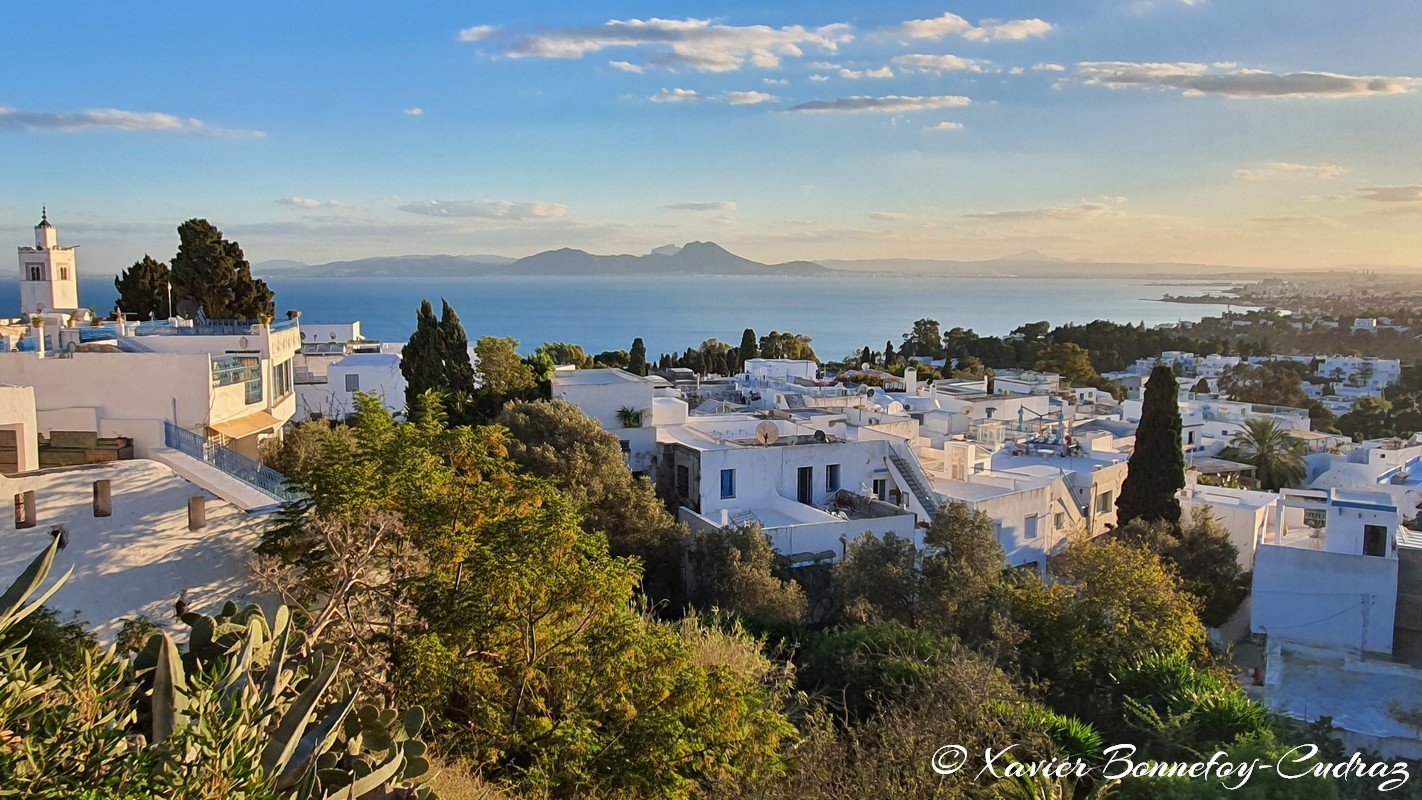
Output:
[{"xmin": 0, "ymin": 540, "xmax": 438, "ymax": 799}]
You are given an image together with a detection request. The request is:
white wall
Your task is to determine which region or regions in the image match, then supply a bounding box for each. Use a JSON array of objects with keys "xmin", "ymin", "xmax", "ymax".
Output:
[
  {"xmin": 0, "ymin": 385, "xmax": 39, "ymax": 472},
  {"xmin": 327, "ymin": 360, "xmax": 408, "ymax": 417},
  {"xmin": 692, "ymin": 439, "xmax": 897, "ymax": 517},
  {"xmin": 1252, "ymin": 545, "xmax": 1397, "ymax": 654}
]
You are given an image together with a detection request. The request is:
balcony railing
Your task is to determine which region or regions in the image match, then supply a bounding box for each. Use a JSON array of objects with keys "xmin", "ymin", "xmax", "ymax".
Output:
[{"xmin": 163, "ymin": 421, "xmax": 303, "ymax": 504}]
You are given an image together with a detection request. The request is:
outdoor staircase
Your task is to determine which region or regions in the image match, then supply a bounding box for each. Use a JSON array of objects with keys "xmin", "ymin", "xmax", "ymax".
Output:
[{"xmin": 887, "ymin": 446, "xmax": 940, "ymax": 524}]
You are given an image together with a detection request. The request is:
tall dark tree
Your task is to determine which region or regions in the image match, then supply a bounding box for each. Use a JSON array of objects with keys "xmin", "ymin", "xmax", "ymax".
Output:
[
  {"xmin": 168, "ymin": 219, "xmax": 273, "ymax": 319},
  {"xmin": 628, "ymin": 337, "xmax": 648, "ymax": 376},
  {"xmin": 884, "ymin": 339, "xmax": 896, "ymax": 367},
  {"xmin": 860, "ymin": 346, "xmax": 873, "ymax": 367},
  {"xmin": 1117, "ymin": 365, "xmax": 1186, "ymax": 526},
  {"xmin": 113, "ymin": 255, "xmax": 170, "ymax": 319},
  {"xmin": 738, "ymin": 328, "xmax": 759, "ymax": 365},
  {"xmin": 439, "ymin": 300, "xmax": 477, "ymax": 398},
  {"xmin": 400, "ymin": 300, "xmax": 444, "ymax": 411}
]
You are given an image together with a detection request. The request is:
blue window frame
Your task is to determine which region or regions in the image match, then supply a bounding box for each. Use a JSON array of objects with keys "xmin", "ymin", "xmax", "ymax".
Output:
[{"xmin": 720, "ymin": 468, "xmax": 736, "ymax": 499}]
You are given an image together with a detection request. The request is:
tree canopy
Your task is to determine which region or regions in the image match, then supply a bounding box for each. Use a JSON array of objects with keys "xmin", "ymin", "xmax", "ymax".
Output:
[
  {"xmin": 113, "ymin": 254, "xmax": 170, "ymax": 319},
  {"xmin": 168, "ymin": 218, "xmax": 273, "ymax": 319}
]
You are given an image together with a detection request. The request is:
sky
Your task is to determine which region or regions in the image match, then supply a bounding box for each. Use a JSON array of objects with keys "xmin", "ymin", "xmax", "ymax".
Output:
[{"xmin": 3, "ymin": 0, "xmax": 1421, "ymax": 272}]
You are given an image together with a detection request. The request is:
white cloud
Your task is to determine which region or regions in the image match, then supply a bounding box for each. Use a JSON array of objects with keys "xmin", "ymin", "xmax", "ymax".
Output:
[
  {"xmin": 1356, "ymin": 185, "xmax": 1422, "ymax": 203},
  {"xmin": 838, "ymin": 66, "xmax": 895, "ymax": 79},
  {"xmin": 893, "ymin": 54, "xmax": 994, "ymax": 73},
  {"xmin": 722, "ymin": 91, "xmax": 777, "ymax": 105},
  {"xmin": 278, "ymin": 197, "xmax": 344, "ymax": 209},
  {"xmin": 663, "ymin": 201, "xmax": 737, "ymax": 212},
  {"xmin": 608, "ymin": 60, "xmax": 644, "ymax": 73},
  {"xmin": 1073, "ymin": 62, "xmax": 1421, "ymax": 98},
  {"xmin": 1033, "ymin": 63, "xmax": 1066, "ymax": 72},
  {"xmin": 1009, "ymin": 67, "xmax": 1025, "ymax": 75},
  {"xmin": 763, "ymin": 78, "xmax": 788, "ymax": 86},
  {"xmin": 468, "ymin": 17, "xmax": 854, "ymax": 73},
  {"xmin": 965, "ymin": 197, "xmax": 1127, "ymax": 221},
  {"xmin": 1233, "ymin": 162, "xmax": 1345, "ymax": 181},
  {"xmin": 0, "ymin": 106, "xmax": 264, "ymax": 137},
  {"xmin": 929, "ymin": 121, "xmax": 964, "ymax": 130},
  {"xmin": 457, "ymin": 25, "xmax": 499, "ymax": 42},
  {"xmin": 398, "ymin": 199, "xmax": 570, "ymax": 220},
  {"xmin": 808, "ymin": 74, "xmax": 830, "ymax": 82},
  {"xmin": 785, "ymin": 95, "xmax": 971, "ymax": 113},
  {"xmin": 649, "ymin": 87, "xmax": 703, "ymax": 103},
  {"xmin": 402, "ymin": 107, "xmax": 424, "ymax": 116},
  {"xmin": 868, "ymin": 211, "xmax": 910, "ymax": 221},
  {"xmin": 888, "ymin": 13, "xmax": 1053, "ymax": 42}
]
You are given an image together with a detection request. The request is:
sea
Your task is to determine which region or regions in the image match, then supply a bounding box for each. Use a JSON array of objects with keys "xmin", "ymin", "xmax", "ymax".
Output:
[{"xmin": 2, "ymin": 276, "xmax": 1242, "ymax": 361}]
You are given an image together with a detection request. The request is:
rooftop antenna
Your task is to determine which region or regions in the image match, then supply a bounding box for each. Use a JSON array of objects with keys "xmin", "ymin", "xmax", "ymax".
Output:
[{"xmin": 755, "ymin": 420, "xmax": 780, "ymax": 446}]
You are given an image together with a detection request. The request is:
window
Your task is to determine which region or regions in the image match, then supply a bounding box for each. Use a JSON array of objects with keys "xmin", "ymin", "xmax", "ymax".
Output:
[
  {"xmin": 271, "ymin": 360, "xmax": 293, "ymax": 399},
  {"xmin": 872, "ymin": 478, "xmax": 887, "ymax": 501},
  {"xmin": 14, "ymin": 491, "xmax": 35, "ymax": 529},
  {"xmin": 1054, "ymin": 511, "xmax": 1066, "ymax": 529},
  {"xmin": 1095, "ymin": 491, "xmax": 1113, "ymax": 515},
  {"xmin": 344, "ymin": 373, "xmax": 360, "ymax": 392},
  {"xmin": 676, "ymin": 465, "xmax": 690, "ymax": 498},
  {"xmin": 1025, "ymin": 514, "xmax": 1039, "ymax": 539},
  {"xmin": 826, "ymin": 464, "xmax": 841, "ymax": 493},
  {"xmin": 1364, "ymin": 524, "xmax": 1388, "ymax": 557},
  {"xmin": 26, "ymin": 264, "xmax": 40, "ymax": 281},
  {"xmin": 720, "ymin": 469, "xmax": 736, "ymax": 499},
  {"xmin": 58, "ymin": 267, "xmax": 68, "ymax": 280},
  {"xmin": 93, "ymin": 480, "xmax": 112, "ymax": 517},
  {"xmin": 797, "ymin": 466, "xmax": 814, "ymax": 505},
  {"xmin": 619, "ymin": 440, "xmax": 630, "ymax": 454}
]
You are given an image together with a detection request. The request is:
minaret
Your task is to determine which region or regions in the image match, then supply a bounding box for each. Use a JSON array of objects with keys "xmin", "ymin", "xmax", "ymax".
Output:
[{"xmin": 18, "ymin": 207, "xmax": 80, "ymax": 314}]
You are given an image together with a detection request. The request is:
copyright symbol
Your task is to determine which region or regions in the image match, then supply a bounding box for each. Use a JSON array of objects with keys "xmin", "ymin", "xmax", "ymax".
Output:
[{"xmin": 931, "ymin": 745, "xmax": 968, "ymax": 775}]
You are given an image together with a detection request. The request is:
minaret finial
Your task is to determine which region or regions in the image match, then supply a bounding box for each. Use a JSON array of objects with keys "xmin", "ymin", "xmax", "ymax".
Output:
[{"xmin": 41, "ymin": 205, "xmax": 46, "ymax": 223}]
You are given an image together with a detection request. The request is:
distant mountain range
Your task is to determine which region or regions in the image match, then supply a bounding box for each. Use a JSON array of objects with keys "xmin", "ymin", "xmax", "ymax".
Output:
[
  {"xmin": 255, "ymin": 241, "xmax": 828, "ymax": 278},
  {"xmin": 255, "ymin": 241, "xmax": 1390, "ymax": 281}
]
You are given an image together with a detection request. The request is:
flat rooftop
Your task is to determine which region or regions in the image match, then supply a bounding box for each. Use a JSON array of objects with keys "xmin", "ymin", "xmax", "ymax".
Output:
[
  {"xmin": 552, "ymin": 368, "xmax": 649, "ymax": 386},
  {"xmin": 333, "ymin": 353, "xmax": 399, "ymax": 367}
]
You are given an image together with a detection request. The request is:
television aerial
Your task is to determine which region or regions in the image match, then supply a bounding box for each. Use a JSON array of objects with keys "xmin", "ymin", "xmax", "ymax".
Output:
[{"xmin": 755, "ymin": 420, "xmax": 780, "ymax": 445}]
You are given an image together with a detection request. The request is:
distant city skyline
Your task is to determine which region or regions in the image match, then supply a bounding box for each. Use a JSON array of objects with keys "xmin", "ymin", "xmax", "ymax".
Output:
[{"xmin": 3, "ymin": 0, "xmax": 1420, "ymax": 272}]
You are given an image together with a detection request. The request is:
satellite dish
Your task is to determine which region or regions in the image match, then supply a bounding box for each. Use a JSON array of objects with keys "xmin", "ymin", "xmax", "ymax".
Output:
[
  {"xmin": 755, "ymin": 420, "xmax": 780, "ymax": 445},
  {"xmin": 861, "ymin": 362, "xmax": 870, "ymax": 371},
  {"xmin": 961, "ymin": 404, "xmax": 974, "ymax": 415}
]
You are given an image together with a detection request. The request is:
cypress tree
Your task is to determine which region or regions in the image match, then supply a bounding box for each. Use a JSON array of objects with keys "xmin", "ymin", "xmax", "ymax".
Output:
[
  {"xmin": 860, "ymin": 346, "xmax": 873, "ymax": 367},
  {"xmin": 884, "ymin": 339, "xmax": 896, "ymax": 367},
  {"xmin": 401, "ymin": 300, "xmax": 444, "ymax": 411},
  {"xmin": 1116, "ymin": 365, "xmax": 1186, "ymax": 526},
  {"xmin": 628, "ymin": 338, "xmax": 648, "ymax": 376},
  {"xmin": 439, "ymin": 299, "xmax": 476, "ymax": 397},
  {"xmin": 739, "ymin": 328, "xmax": 759, "ymax": 365}
]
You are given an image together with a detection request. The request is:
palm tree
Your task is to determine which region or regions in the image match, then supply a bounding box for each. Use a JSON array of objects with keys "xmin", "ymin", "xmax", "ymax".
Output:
[{"xmin": 1221, "ymin": 418, "xmax": 1307, "ymax": 491}]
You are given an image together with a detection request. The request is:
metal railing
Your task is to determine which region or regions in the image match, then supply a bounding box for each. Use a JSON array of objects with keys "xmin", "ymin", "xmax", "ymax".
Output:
[{"xmin": 163, "ymin": 421, "xmax": 304, "ymax": 504}]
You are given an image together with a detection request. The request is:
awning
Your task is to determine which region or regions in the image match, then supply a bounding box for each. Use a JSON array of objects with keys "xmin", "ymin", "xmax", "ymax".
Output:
[{"xmin": 208, "ymin": 410, "xmax": 281, "ymax": 440}]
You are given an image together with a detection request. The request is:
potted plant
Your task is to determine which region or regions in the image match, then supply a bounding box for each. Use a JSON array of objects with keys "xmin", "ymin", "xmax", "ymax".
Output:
[
  {"xmin": 615, "ymin": 406, "xmax": 643, "ymax": 428},
  {"xmin": 89, "ymin": 308, "xmax": 104, "ymax": 326}
]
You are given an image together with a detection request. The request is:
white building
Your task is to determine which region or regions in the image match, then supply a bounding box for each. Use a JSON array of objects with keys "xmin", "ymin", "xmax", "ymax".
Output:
[
  {"xmin": 17, "ymin": 210, "xmax": 79, "ymax": 315},
  {"xmin": 658, "ymin": 414, "xmax": 919, "ymax": 562},
  {"xmin": 1252, "ymin": 488, "xmax": 1402, "ymax": 654},
  {"xmin": 552, "ymin": 368, "xmax": 666, "ymax": 476}
]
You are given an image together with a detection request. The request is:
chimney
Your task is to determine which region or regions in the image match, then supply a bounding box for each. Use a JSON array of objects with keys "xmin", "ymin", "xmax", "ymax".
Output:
[
  {"xmin": 33, "ymin": 320, "xmax": 45, "ymax": 359},
  {"xmin": 720, "ymin": 509, "xmax": 730, "ymax": 526},
  {"xmin": 905, "ymin": 367, "xmax": 918, "ymax": 395}
]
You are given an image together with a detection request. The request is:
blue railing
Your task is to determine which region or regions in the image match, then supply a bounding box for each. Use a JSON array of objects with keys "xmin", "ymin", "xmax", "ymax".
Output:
[
  {"xmin": 270, "ymin": 317, "xmax": 300, "ymax": 333},
  {"xmin": 134, "ymin": 320, "xmax": 265, "ymax": 337},
  {"xmin": 163, "ymin": 421, "xmax": 304, "ymax": 504}
]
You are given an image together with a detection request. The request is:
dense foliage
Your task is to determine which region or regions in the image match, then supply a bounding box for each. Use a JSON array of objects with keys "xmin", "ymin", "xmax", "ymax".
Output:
[{"xmin": 168, "ymin": 218, "xmax": 274, "ymax": 320}]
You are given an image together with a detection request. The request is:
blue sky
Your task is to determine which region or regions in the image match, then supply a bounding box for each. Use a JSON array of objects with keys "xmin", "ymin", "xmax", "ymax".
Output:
[{"xmin": 3, "ymin": 0, "xmax": 1420, "ymax": 271}]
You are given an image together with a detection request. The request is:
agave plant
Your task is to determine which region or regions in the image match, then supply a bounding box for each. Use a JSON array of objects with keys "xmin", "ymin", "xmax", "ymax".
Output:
[{"xmin": 0, "ymin": 537, "xmax": 437, "ymax": 799}]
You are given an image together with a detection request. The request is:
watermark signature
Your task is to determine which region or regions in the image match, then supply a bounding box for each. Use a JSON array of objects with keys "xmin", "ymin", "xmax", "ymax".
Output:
[{"xmin": 930, "ymin": 743, "xmax": 1411, "ymax": 792}]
